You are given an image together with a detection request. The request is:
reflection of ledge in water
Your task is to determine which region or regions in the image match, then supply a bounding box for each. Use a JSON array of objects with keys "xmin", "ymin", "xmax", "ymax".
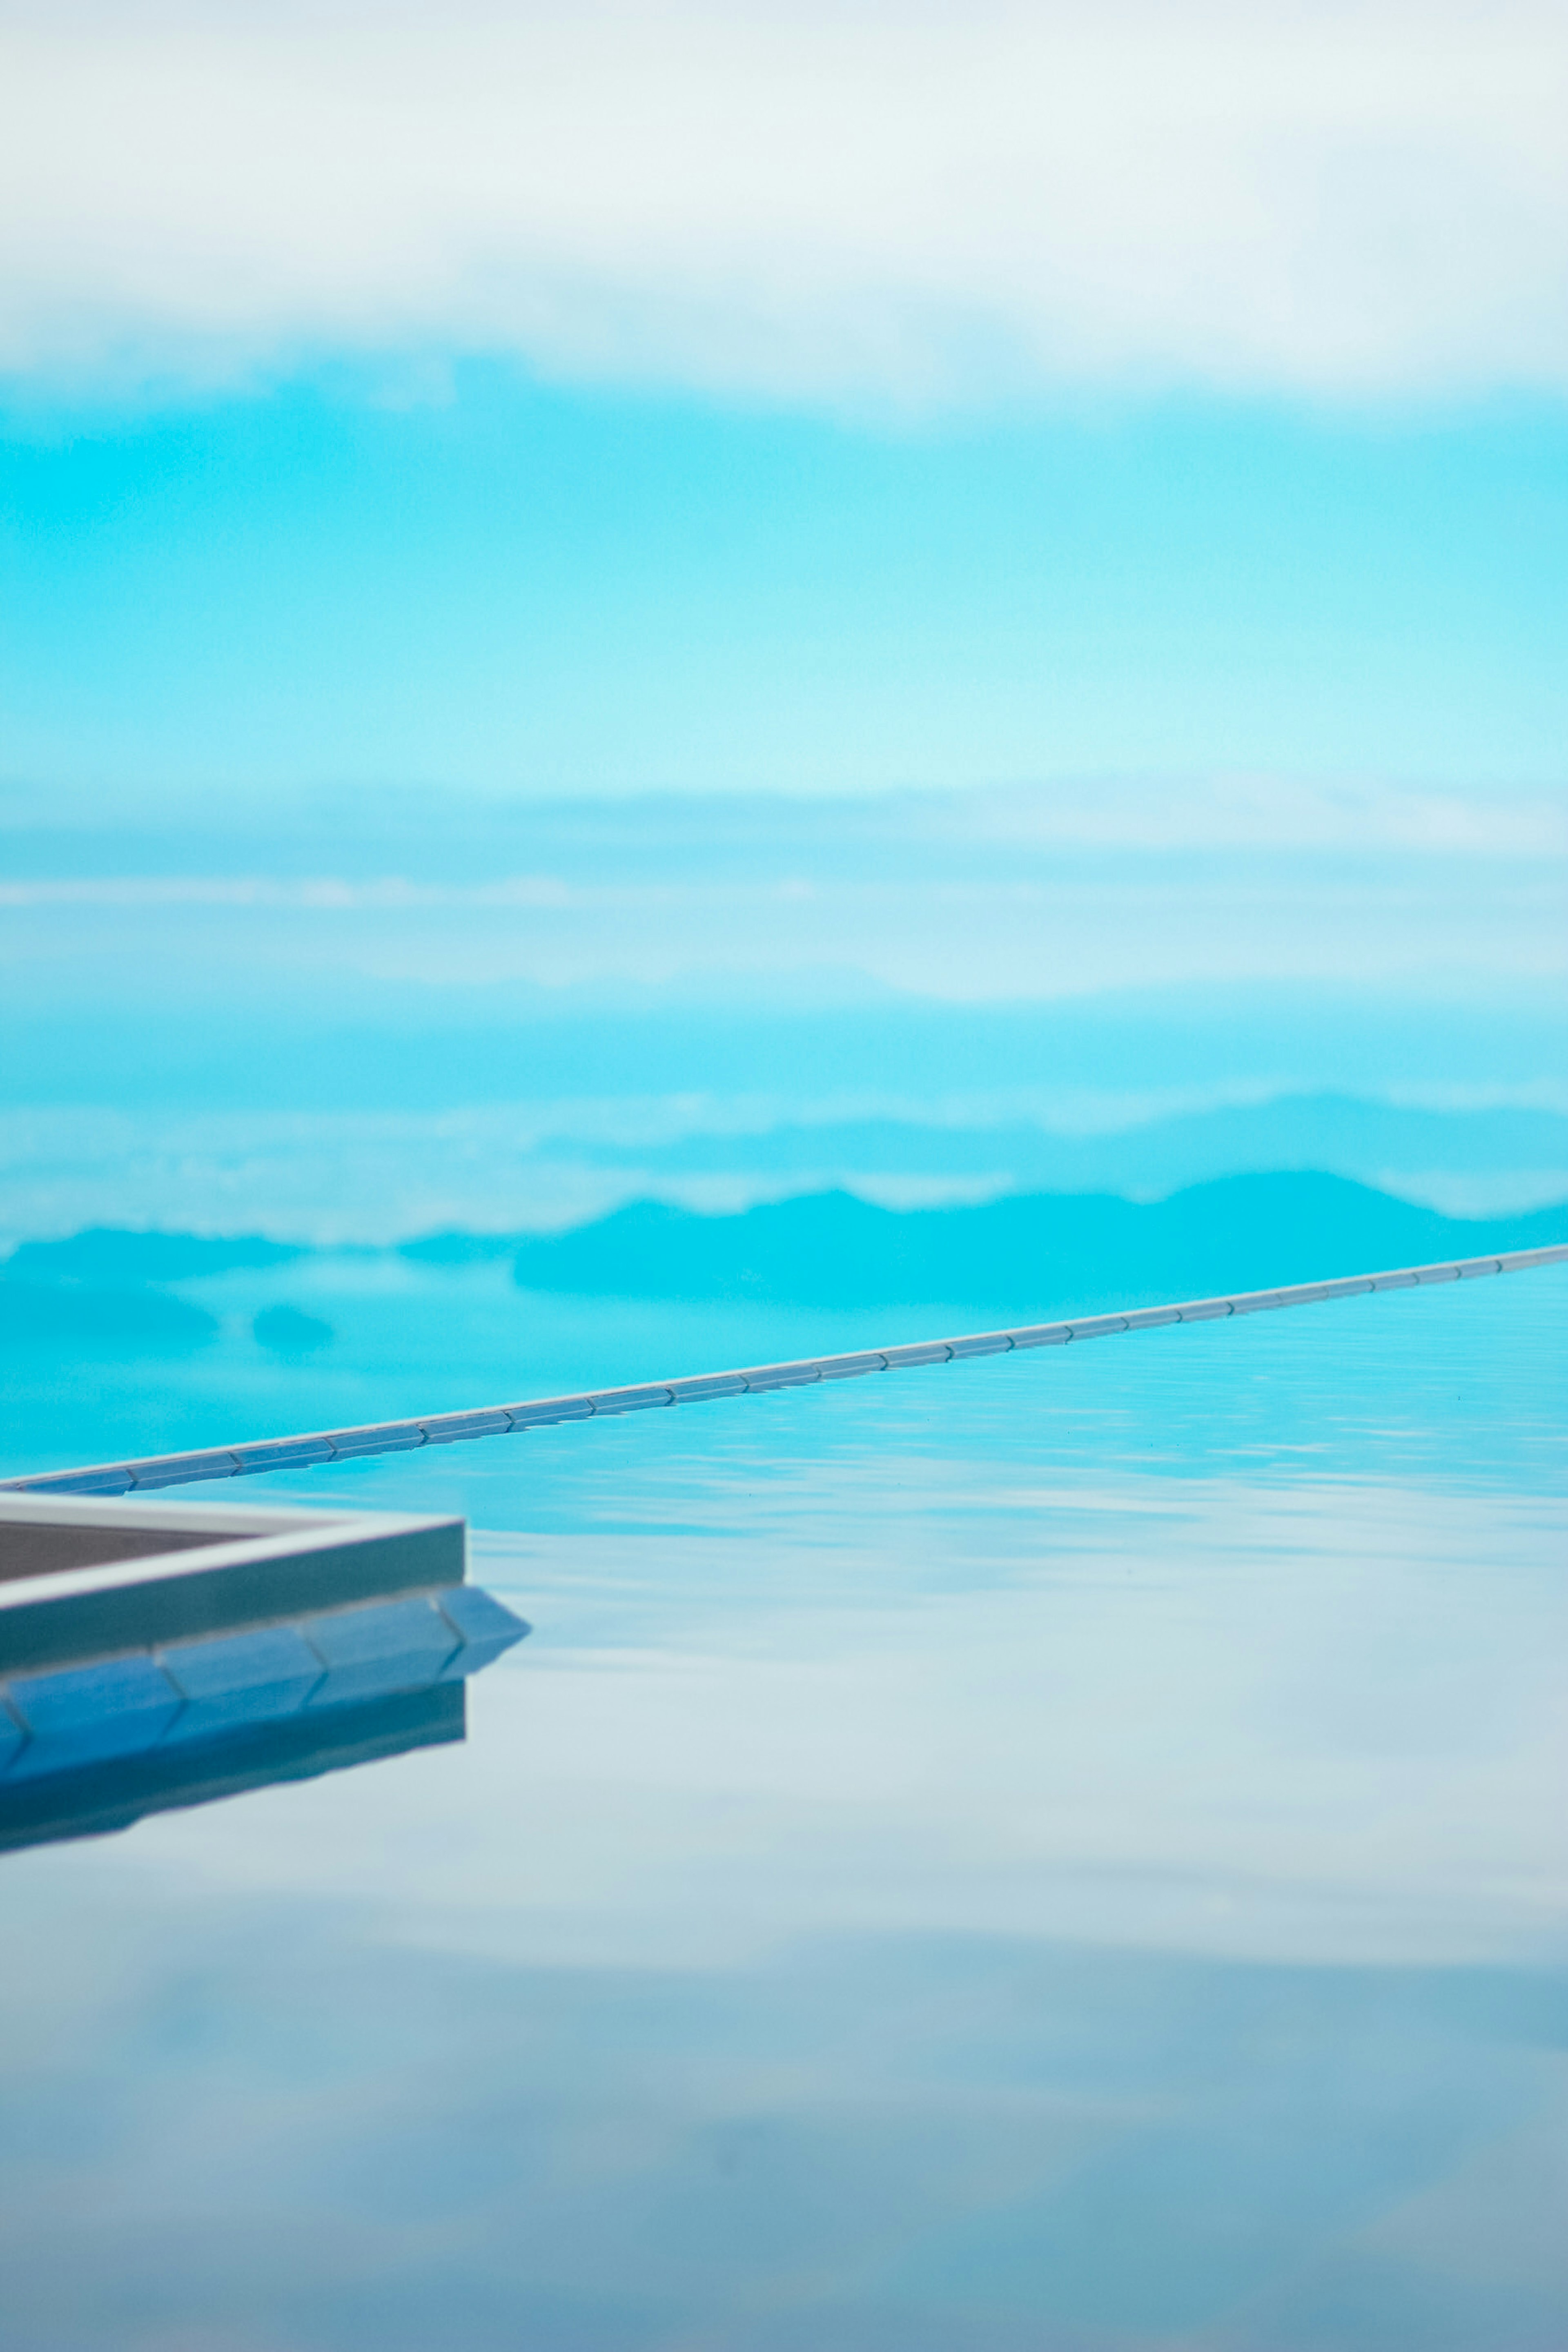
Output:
[
  {"xmin": 0, "ymin": 1680, "xmax": 465, "ymax": 1853},
  {"xmin": 0, "ymin": 1581, "xmax": 528, "ymax": 1856}
]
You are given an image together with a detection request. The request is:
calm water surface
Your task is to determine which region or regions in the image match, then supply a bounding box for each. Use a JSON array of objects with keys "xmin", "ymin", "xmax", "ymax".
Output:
[{"xmin": 4, "ymin": 1271, "xmax": 1566, "ymax": 2349}]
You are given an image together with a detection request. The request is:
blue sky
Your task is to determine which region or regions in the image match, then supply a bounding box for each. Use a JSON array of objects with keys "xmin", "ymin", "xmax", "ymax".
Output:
[
  {"xmin": 0, "ymin": 2, "xmax": 1565, "ymax": 1245},
  {"xmin": 4, "ymin": 373, "xmax": 1566, "ymax": 794},
  {"xmin": 2, "ymin": 0, "xmax": 1566, "ymax": 801}
]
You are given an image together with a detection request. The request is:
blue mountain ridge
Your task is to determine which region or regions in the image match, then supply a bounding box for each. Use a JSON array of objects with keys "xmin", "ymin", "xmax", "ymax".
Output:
[
  {"xmin": 4, "ymin": 1230, "xmax": 303, "ymax": 1286},
  {"xmin": 540, "ymin": 1096, "xmax": 1568, "ymax": 1191},
  {"xmin": 4, "ymin": 1175, "xmax": 1563, "ymax": 1362},
  {"xmin": 479, "ymin": 1172, "xmax": 1568, "ymax": 1314},
  {"xmin": 0, "ymin": 1232, "xmax": 303, "ymax": 1354}
]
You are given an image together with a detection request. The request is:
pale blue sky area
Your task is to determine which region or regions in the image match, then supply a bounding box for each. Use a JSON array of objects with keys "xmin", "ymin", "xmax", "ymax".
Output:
[
  {"xmin": 2, "ymin": 4, "xmax": 1565, "ymax": 1246},
  {"xmin": 4, "ymin": 368, "xmax": 1565, "ymax": 796}
]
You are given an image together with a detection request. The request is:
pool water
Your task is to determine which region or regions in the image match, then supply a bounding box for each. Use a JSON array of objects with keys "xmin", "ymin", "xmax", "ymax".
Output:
[{"xmin": 3, "ymin": 1267, "xmax": 1565, "ymax": 2349}]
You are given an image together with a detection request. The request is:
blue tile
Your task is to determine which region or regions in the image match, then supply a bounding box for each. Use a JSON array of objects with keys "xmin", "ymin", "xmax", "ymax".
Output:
[
  {"xmin": 158, "ymin": 1625, "xmax": 324, "ymax": 1702},
  {"xmin": 3, "ymin": 1655, "xmax": 182, "ymax": 1775},
  {"xmin": 303, "ymin": 1596, "xmax": 460, "ymax": 1707},
  {"xmin": 305, "ymin": 1597, "xmax": 459, "ymax": 1670},
  {"xmin": 4, "ymin": 1656, "xmax": 184, "ymax": 1778},
  {"xmin": 8, "ymin": 1653, "xmax": 180, "ymax": 1737},
  {"xmin": 156, "ymin": 1626, "xmax": 324, "ymax": 1746},
  {"xmin": 5, "ymin": 1720, "xmax": 177, "ymax": 1776},
  {"xmin": 435, "ymin": 1586, "xmax": 530, "ymax": 1673},
  {"xmin": 158, "ymin": 1683, "xmax": 318, "ymax": 1746}
]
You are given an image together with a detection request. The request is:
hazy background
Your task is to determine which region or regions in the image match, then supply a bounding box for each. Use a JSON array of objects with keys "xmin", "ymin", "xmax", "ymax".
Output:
[{"xmin": 2, "ymin": 0, "xmax": 1565, "ymax": 1455}]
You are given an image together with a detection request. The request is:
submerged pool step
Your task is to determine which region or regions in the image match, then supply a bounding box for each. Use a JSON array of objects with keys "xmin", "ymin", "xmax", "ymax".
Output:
[{"xmin": 0, "ymin": 1584, "xmax": 529, "ymax": 1785}]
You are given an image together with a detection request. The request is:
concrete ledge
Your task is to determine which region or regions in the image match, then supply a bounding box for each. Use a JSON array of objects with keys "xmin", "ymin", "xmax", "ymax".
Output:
[{"xmin": 0, "ymin": 1495, "xmax": 466, "ymax": 1673}]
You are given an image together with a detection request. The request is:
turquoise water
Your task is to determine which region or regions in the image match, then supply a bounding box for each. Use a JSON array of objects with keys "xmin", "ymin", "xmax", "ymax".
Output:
[
  {"xmin": 3, "ymin": 1267, "xmax": 1566, "ymax": 2348},
  {"xmin": 4, "ymin": 1198, "xmax": 1566, "ymax": 1486}
]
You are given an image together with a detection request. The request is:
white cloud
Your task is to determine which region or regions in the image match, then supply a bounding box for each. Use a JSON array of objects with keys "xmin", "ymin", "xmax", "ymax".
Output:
[{"xmin": 2, "ymin": 0, "xmax": 1566, "ymax": 407}]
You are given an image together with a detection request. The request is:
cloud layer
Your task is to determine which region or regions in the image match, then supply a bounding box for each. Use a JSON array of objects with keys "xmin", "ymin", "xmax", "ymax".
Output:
[{"xmin": 3, "ymin": 0, "xmax": 1566, "ymax": 406}]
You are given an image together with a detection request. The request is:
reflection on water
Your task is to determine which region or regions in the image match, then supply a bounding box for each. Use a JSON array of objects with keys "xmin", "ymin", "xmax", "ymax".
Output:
[
  {"xmin": 0, "ymin": 1582, "xmax": 526, "ymax": 1855},
  {"xmin": 2, "ymin": 1270, "xmax": 1565, "ymax": 2348},
  {"xmin": 1, "ymin": 1680, "xmax": 465, "ymax": 1855}
]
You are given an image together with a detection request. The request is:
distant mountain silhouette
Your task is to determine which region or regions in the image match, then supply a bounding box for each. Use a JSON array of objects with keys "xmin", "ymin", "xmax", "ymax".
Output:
[
  {"xmin": 544, "ymin": 1094, "xmax": 1568, "ymax": 1195},
  {"xmin": 5, "ymin": 1229, "xmax": 302, "ymax": 1285},
  {"xmin": 0, "ymin": 1228, "xmax": 296, "ymax": 1357},
  {"xmin": 253, "ymin": 1303, "xmax": 334, "ymax": 1356},
  {"xmin": 506, "ymin": 1174, "xmax": 1568, "ymax": 1315},
  {"xmin": 0, "ymin": 1278, "xmax": 218, "ymax": 1355},
  {"xmin": 3, "ymin": 1179, "xmax": 1561, "ymax": 1358}
]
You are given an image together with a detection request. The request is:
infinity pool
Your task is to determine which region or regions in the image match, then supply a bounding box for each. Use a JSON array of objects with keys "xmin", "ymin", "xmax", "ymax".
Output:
[{"xmin": 4, "ymin": 1267, "xmax": 1565, "ymax": 2349}]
